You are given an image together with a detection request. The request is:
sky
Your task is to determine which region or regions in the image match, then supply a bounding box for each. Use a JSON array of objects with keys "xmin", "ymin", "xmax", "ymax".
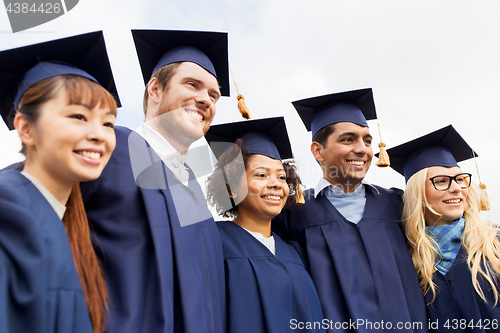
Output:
[{"xmin": 0, "ymin": 0, "xmax": 498, "ymax": 220}]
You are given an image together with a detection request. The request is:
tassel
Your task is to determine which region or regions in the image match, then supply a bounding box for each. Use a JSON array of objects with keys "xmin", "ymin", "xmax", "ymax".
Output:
[
  {"xmin": 295, "ymin": 184, "xmax": 305, "ymax": 204},
  {"xmin": 376, "ymin": 142, "xmax": 390, "ymax": 167},
  {"xmin": 478, "ymin": 183, "xmax": 491, "ymax": 211},
  {"xmin": 375, "ymin": 120, "xmax": 390, "ymax": 167},
  {"xmin": 472, "ymin": 149, "xmax": 490, "ymax": 211},
  {"xmin": 237, "ymin": 94, "xmax": 251, "ymax": 119},
  {"xmin": 230, "ymin": 63, "xmax": 251, "ymax": 119}
]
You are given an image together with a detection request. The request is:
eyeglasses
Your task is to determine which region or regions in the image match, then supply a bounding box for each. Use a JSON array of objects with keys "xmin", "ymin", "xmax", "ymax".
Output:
[{"xmin": 427, "ymin": 173, "xmax": 472, "ymax": 191}]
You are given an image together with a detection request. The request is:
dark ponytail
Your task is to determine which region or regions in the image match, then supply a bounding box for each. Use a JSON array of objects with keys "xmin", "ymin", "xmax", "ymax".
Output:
[{"xmin": 63, "ymin": 183, "xmax": 108, "ymax": 333}]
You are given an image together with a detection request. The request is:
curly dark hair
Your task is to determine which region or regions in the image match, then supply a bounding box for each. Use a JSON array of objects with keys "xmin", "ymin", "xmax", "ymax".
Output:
[{"xmin": 206, "ymin": 139, "xmax": 303, "ymax": 219}]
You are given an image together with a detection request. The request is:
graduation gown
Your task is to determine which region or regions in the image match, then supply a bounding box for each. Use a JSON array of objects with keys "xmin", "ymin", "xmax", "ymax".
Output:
[
  {"xmin": 425, "ymin": 246, "xmax": 500, "ymax": 332},
  {"xmin": 273, "ymin": 186, "xmax": 428, "ymax": 333},
  {"xmin": 0, "ymin": 170, "xmax": 92, "ymax": 333},
  {"xmin": 80, "ymin": 126, "xmax": 225, "ymax": 333},
  {"xmin": 217, "ymin": 221, "xmax": 325, "ymax": 333}
]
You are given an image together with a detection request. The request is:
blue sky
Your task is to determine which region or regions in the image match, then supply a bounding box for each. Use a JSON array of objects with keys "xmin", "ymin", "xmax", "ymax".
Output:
[{"xmin": 1, "ymin": 0, "xmax": 499, "ymax": 220}]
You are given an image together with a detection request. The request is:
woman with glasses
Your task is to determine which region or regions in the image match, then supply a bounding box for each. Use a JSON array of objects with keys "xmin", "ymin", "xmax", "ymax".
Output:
[{"xmin": 385, "ymin": 125, "xmax": 500, "ymax": 332}]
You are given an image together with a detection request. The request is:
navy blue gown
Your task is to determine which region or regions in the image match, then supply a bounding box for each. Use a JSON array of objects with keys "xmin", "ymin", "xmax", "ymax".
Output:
[
  {"xmin": 80, "ymin": 126, "xmax": 226, "ymax": 333},
  {"xmin": 273, "ymin": 186, "xmax": 428, "ymax": 333},
  {"xmin": 0, "ymin": 169, "xmax": 92, "ymax": 333},
  {"xmin": 425, "ymin": 246, "xmax": 500, "ymax": 332},
  {"xmin": 217, "ymin": 221, "xmax": 325, "ymax": 332}
]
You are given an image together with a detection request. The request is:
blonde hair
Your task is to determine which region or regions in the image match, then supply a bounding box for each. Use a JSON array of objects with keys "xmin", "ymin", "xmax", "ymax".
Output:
[{"xmin": 402, "ymin": 167, "xmax": 500, "ymax": 305}]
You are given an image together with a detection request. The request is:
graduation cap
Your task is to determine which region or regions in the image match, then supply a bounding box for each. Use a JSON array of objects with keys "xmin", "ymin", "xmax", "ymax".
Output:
[
  {"xmin": 386, "ymin": 125, "xmax": 476, "ymax": 183},
  {"xmin": 205, "ymin": 116, "xmax": 292, "ymax": 160},
  {"xmin": 292, "ymin": 88, "xmax": 390, "ymax": 167},
  {"xmin": 131, "ymin": 29, "xmax": 229, "ymax": 97},
  {"xmin": 292, "ymin": 88, "xmax": 376, "ymax": 138},
  {"xmin": 0, "ymin": 31, "xmax": 121, "ymax": 130}
]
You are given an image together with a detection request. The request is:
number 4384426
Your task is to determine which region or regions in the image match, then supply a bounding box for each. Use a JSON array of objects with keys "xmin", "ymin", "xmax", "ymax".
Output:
[
  {"xmin": 443, "ymin": 319, "xmax": 498, "ymax": 330},
  {"xmin": 5, "ymin": 3, "xmax": 61, "ymax": 14}
]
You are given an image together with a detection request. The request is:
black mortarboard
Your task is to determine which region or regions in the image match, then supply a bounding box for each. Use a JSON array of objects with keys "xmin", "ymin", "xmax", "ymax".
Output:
[
  {"xmin": 205, "ymin": 117, "xmax": 292, "ymax": 160},
  {"xmin": 292, "ymin": 88, "xmax": 377, "ymax": 139},
  {"xmin": 131, "ymin": 29, "xmax": 229, "ymax": 97},
  {"xmin": 0, "ymin": 31, "xmax": 120, "ymax": 130},
  {"xmin": 385, "ymin": 125, "xmax": 476, "ymax": 182}
]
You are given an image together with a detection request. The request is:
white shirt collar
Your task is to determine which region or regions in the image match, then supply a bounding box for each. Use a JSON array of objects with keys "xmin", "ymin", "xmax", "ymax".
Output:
[
  {"xmin": 21, "ymin": 171, "xmax": 66, "ymax": 220},
  {"xmin": 134, "ymin": 122, "xmax": 190, "ymax": 185},
  {"xmin": 313, "ymin": 177, "xmax": 379, "ymax": 198},
  {"xmin": 241, "ymin": 226, "xmax": 276, "ymax": 255},
  {"xmin": 135, "ymin": 122, "xmax": 187, "ymax": 163}
]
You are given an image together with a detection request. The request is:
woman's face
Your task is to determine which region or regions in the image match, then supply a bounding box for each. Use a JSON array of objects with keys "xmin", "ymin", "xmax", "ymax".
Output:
[
  {"xmin": 22, "ymin": 88, "xmax": 116, "ymax": 188},
  {"xmin": 425, "ymin": 166, "xmax": 469, "ymax": 226},
  {"xmin": 236, "ymin": 154, "xmax": 289, "ymax": 221}
]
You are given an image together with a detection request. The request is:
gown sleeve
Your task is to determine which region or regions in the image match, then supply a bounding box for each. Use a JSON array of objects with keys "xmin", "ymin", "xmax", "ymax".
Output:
[{"xmin": 0, "ymin": 187, "xmax": 49, "ymax": 333}]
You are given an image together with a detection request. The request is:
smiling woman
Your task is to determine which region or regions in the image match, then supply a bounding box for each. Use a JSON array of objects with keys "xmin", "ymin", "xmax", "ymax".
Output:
[
  {"xmin": 205, "ymin": 117, "xmax": 325, "ymax": 333},
  {"xmin": 17, "ymin": 75, "xmax": 117, "ymax": 189},
  {"xmin": 386, "ymin": 125, "xmax": 500, "ymax": 332},
  {"xmin": 423, "ymin": 167, "xmax": 471, "ymax": 226},
  {"xmin": 0, "ymin": 31, "xmax": 119, "ymax": 333}
]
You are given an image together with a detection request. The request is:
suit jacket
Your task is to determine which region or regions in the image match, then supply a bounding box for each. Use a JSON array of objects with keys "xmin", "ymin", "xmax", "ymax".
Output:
[
  {"xmin": 81, "ymin": 126, "xmax": 226, "ymax": 333},
  {"xmin": 0, "ymin": 170, "xmax": 92, "ymax": 333},
  {"xmin": 273, "ymin": 185, "xmax": 428, "ymax": 333}
]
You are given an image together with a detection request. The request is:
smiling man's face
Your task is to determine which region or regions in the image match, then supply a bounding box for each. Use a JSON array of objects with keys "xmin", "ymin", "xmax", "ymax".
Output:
[
  {"xmin": 313, "ymin": 122, "xmax": 373, "ymax": 192},
  {"xmin": 155, "ymin": 61, "xmax": 221, "ymax": 141}
]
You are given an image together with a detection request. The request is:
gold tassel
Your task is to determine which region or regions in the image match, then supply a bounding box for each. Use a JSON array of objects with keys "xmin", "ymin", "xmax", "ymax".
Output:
[
  {"xmin": 295, "ymin": 184, "xmax": 305, "ymax": 205},
  {"xmin": 237, "ymin": 94, "xmax": 251, "ymax": 119},
  {"xmin": 479, "ymin": 183, "xmax": 491, "ymax": 211},
  {"xmin": 375, "ymin": 120, "xmax": 390, "ymax": 167},
  {"xmin": 229, "ymin": 63, "xmax": 251, "ymax": 119},
  {"xmin": 472, "ymin": 149, "xmax": 490, "ymax": 211},
  {"xmin": 376, "ymin": 142, "xmax": 390, "ymax": 167}
]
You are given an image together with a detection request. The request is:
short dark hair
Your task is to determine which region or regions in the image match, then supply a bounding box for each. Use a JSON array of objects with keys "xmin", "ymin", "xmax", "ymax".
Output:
[
  {"xmin": 312, "ymin": 123, "xmax": 335, "ymax": 148},
  {"xmin": 143, "ymin": 62, "xmax": 182, "ymax": 115},
  {"xmin": 206, "ymin": 139, "xmax": 302, "ymax": 219}
]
